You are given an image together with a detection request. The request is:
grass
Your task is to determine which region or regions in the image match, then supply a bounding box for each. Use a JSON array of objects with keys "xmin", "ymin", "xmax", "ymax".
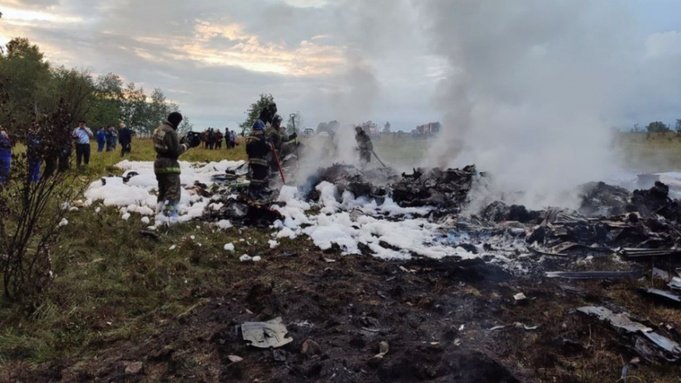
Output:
[{"xmin": 615, "ymin": 132, "xmax": 681, "ymax": 172}]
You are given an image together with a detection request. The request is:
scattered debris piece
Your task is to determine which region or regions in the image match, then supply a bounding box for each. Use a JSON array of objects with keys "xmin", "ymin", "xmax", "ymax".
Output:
[
  {"xmin": 372, "ymin": 341, "xmax": 389, "ymax": 359},
  {"xmin": 301, "ymin": 338, "xmax": 322, "ymax": 356},
  {"xmin": 545, "ymin": 270, "xmax": 643, "ymax": 280},
  {"xmin": 241, "ymin": 317, "xmax": 293, "ymax": 349},
  {"xmin": 513, "ymin": 292, "xmax": 527, "ymax": 302},
  {"xmin": 227, "ymin": 355, "xmax": 243, "ymax": 363},
  {"xmin": 639, "ymin": 288, "xmax": 681, "ymax": 305},
  {"xmin": 488, "ymin": 325, "xmax": 507, "ymax": 331},
  {"xmin": 123, "ymin": 361, "xmax": 143, "ymax": 375},
  {"xmin": 652, "ymin": 267, "xmax": 674, "ymax": 281},
  {"xmin": 577, "ymin": 306, "xmax": 681, "ymax": 362},
  {"xmin": 669, "ymin": 277, "xmax": 681, "ymax": 291},
  {"xmin": 139, "ymin": 229, "xmax": 160, "ymax": 240},
  {"xmin": 514, "ymin": 322, "xmax": 540, "ymax": 331}
]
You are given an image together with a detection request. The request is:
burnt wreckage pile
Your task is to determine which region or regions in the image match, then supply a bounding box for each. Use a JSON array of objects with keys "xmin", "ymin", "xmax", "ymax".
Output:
[
  {"xmin": 475, "ymin": 180, "xmax": 681, "ymax": 363},
  {"xmin": 205, "ymin": 163, "xmax": 479, "ymax": 225},
  {"xmin": 204, "ymin": 163, "xmax": 681, "ymax": 364}
]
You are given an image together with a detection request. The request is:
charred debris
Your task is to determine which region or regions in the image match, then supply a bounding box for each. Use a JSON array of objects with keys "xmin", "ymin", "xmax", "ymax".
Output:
[{"xmin": 198, "ymin": 162, "xmax": 681, "ymax": 366}]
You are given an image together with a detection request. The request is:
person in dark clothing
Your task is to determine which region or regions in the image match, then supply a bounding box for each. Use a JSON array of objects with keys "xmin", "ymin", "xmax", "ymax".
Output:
[
  {"xmin": 0, "ymin": 126, "xmax": 11, "ymax": 184},
  {"xmin": 246, "ymin": 103, "xmax": 277, "ymax": 199},
  {"xmin": 96, "ymin": 128, "xmax": 106, "ymax": 152},
  {"xmin": 266, "ymin": 115, "xmax": 283, "ymax": 173},
  {"xmin": 118, "ymin": 123, "xmax": 132, "ymax": 157},
  {"xmin": 153, "ymin": 112, "xmax": 198, "ymax": 223},
  {"xmin": 208, "ymin": 128, "xmax": 216, "ymax": 150},
  {"xmin": 215, "ymin": 130, "xmax": 223, "ymax": 149},
  {"xmin": 72, "ymin": 120, "xmax": 93, "ymax": 168},
  {"xmin": 355, "ymin": 126, "xmax": 373, "ymax": 167}
]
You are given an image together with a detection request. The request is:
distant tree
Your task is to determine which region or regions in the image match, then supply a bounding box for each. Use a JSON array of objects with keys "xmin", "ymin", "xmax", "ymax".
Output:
[
  {"xmin": 646, "ymin": 121, "xmax": 670, "ymax": 134},
  {"xmin": 177, "ymin": 116, "xmax": 193, "ymax": 134},
  {"xmin": 0, "ymin": 38, "xmax": 51, "ymax": 130},
  {"xmin": 47, "ymin": 67, "xmax": 94, "ymax": 124},
  {"xmin": 360, "ymin": 120, "xmax": 378, "ymax": 135},
  {"xmin": 120, "ymin": 82, "xmax": 146, "ymax": 132},
  {"xmin": 239, "ymin": 93, "xmax": 275, "ymax": 135},
  {"xmin": 383, "ymin": 121, "xmax": 391, "ymax": 134},
  {"xmin": 675, "ymin": 119, "xmax": 681, "ymax": 133},
  {"xmin": 144, "ymin": 88, "xmax": 170, "ymax": 131},
  {"xmin": 86, "ymin": 73, "xmax": 124, "ymax": 129}
]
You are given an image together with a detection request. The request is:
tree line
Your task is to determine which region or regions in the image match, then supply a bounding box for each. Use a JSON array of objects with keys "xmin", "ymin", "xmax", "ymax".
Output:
[{"xmin": 0, "ymin": 37, "xmax": 189, "ymax": 137}]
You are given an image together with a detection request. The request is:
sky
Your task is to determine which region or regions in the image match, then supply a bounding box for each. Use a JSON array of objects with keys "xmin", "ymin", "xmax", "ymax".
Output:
[{"xmin": 0, "ymin": 0, "xmax": 681, "ymax": 132}]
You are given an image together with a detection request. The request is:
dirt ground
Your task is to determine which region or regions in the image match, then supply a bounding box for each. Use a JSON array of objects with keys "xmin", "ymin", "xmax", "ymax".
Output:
[{"xmin": 8, "ymin": 235, "xmax": 680, "ymax": 383}]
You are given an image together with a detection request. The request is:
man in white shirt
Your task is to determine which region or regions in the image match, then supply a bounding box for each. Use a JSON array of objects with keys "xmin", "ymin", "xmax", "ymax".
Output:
[{"xmin": 72, "ymin": 120, "xmax": 93, "ymax": 168}]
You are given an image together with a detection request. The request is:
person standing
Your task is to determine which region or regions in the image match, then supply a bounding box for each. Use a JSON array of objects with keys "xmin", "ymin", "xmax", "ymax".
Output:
[
  {"xmin": 107, "ymin": 126, "xmax": 118, "ymax": 151},
  {"xmin": 215, "ymin": 129, "xmax": 223, "ymax": 149},
  {"xmin": 246, "ymin": 103, "xmax": 276, "ymax": 199},
  {"xmin": 96, "ymin": 128, "xmax": 106, "ymax": 152},
  {"xmin": 0, "ymin": 126, "xmax": 11, "ymax": 184},
  {"xmin": 229, "ymin": 130, "xmax": 236, "ymax": 148},
  {"xmin": 355, "ymin": 126, "xmax": 373, "ymax": 167},
  {"xmin": 72, "ymin": 120, "xmax": 93, "ymax": 168},
  {"xmin": 118, "ymin": 122, "xmax": 132, "ymax": 157},
  {"xmin": 153, "ymin": 112, "xmax": 197, "ymax": 222}
]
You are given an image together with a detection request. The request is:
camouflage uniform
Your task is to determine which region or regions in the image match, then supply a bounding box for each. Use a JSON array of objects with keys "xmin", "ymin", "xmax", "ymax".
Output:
[
  {"xmin": 153, "ymin": 121, "xmax": 188, "ymax": 217},
  {"xmin": 246, "ymin": 122, "xmax": 271, "ymax": 198},
  {"xmin": 355, "ymin": 129, "xmax": 373, "ymax": 165}
]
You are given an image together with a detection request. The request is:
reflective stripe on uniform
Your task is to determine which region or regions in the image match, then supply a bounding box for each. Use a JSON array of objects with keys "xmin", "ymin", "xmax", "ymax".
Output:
[
  {"xmin": 249, "ymin": 158, "xmax": 268, "ymax": 166},
  {"xmin": 250, "ymin": 178, "xmax": 267, "ymax": 185},
  {"xmin": 155, "ymin": 167, "xmax": 181, "ymax": 174}
]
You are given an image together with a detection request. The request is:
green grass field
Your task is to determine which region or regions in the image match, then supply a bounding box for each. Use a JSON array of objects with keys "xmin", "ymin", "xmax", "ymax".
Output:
[{"xmin": 616, "ymin": 132, "xmax": 681, "ymax": 172}]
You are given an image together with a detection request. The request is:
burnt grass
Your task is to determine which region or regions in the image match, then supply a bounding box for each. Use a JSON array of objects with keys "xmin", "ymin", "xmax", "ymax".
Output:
[{"xmin": 1, "ymin": 208, "xmax": 679, "ymax": 383}]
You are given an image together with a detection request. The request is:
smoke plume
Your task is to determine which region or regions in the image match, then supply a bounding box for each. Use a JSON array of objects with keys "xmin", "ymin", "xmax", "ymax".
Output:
[{"xmin": 417, "ymin": 1, "xmax": 639, "ymax": 209}]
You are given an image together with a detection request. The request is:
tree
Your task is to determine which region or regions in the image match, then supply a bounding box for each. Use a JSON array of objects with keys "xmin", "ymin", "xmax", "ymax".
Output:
[
  {"xmin": 87, "ymin": 73, "xmax": 123, "ymax": 129},
  {"xmin": 646, "ymin": 121, "xmax": 670, "ymax": 134},
  {"xmin": 383, "ymin": 121, "xmax": 391, "ymax": 134},
  {"xmin": 146, "ymin": 88, "xmax": 167, "ymax": 127},
  {"xmin": 178, "ymin": 116, "xmax": 193, "ymax": 134},
  {"xmin": 240, "ymin": 93, "xmax": 275, "ymax": 135},
  {"xmin": 48, "ymin": 67, "xmax": 94, "ymax": 124},
  {"xmin": 120, "ymin": 82, "xmax": 146, "ymax": 132},
  {"xmin": 675, "ymin": 119, "xmax": 681, "ymax": 134},
  {"xmin": 0, "ymin": 38, "xmax": 51, "ymax": 130}
]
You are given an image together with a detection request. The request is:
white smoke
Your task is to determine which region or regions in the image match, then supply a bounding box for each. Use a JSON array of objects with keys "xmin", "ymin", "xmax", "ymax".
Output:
[{"xmin": 417, "ymin": 1, "xmax": 641, "ymax": 209}]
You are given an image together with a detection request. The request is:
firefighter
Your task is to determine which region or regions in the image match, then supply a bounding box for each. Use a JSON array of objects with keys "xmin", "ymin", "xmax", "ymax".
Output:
[
  {"xmin": 246, "ymin": 103, "xmax": 277, "ymax": 199},
  {"xmin": 266, "ymin": 114, "xmax": 283, "ymax": 172},
  {"xmin": 152, "ymin": 112, "xmax": 197, "ymax": 222},
  {"xmin": 355, "ymin": 126, "xmax": 373, "ymax": 166}
]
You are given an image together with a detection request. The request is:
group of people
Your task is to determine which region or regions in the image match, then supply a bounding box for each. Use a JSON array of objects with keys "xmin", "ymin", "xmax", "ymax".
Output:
[
  {"xmin": 96, "ymin": 123, "xmax": 133, "ymax": 156},
  {"xmin": 152, "ymin": 102, "xmax": 302, "ymax": 222},
  {"xmin": 0, "ymin": 118, "xmax": 137, "ymax": 185},
  {"xmin": 200, "ymin": 128, "xmax": 237, "ymax": 150}
]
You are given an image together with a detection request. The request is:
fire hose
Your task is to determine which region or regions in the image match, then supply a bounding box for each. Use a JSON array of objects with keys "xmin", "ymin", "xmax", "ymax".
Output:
[
  {"xmin": 372, "ymin": 149, "xmax": 388, "ymax": 168},
  {"xmin": 271, "ymin": 144, "xmax": 286, "ymax": 183}
]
